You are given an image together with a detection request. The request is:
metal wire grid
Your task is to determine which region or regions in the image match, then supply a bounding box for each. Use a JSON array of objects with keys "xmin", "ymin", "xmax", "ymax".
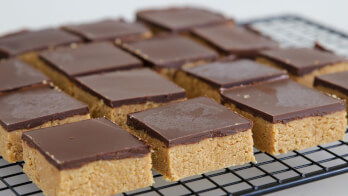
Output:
[{"xmin": 0, "ymin": 15, "xmax": 348, "ymax": 196}]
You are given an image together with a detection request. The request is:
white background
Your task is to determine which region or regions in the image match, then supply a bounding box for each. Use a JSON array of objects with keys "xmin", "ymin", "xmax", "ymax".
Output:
[
  {"xmin": 1, "ymin": 0, "xmax": 348, "ymax": 35},
  {"xmin": 1, "ymin": 1, "xmax": 348, "ymax": 195}
]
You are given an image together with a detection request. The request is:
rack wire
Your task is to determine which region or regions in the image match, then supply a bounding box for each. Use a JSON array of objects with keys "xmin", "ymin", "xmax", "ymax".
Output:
[{"xmin": 0, "ymin": 15, "xmax": 347, "ymax": 196}]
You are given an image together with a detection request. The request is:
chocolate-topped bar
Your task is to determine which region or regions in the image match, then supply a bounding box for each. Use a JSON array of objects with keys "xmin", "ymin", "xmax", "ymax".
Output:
[
  {"xmin": 121, "ymin": 35, "xmax": 218, "ymax": 79},
  {"xmin": 222, "ymin": 79, "xmax": 347, "ymax": 155},
  {"xmin": 127, "ymin": 97, "xmax": 255, "ymax": 181},
  {"xmin": 257, "ymin": 48, "xmax": 348, "ymax": 87},
  {"xmin": 36, "ymin": 42, "xmax": 142, "ymax": 93},
  {"xmin": 314, "ymin": 71, "xmax": 348, "ymax": 111},
  {"xmin": 0, "ymin": 29, "xmax": 81, "ymax": 59},
  {"xmin": 0, "ymin": 59, "xmax": 48, "ymax": 95},
  {"xmin": 62, "ymin": 19, "xmax": 152, "ymax": 42},
  {"xmin": 175, "ymin": 58, "xmax": 288, "ymax": 102},
  {"xmin": 0, "ymin": 86, "xmax": 90, "ymax": 162},
  {"xmin": 191, "ymin": 24, "xmax": 278, "ymax": 56},
  {"xmin": 136, "ymin": 7, "xmax": 229, "ymax": 33},
  {"xmin": 22, "ymin": 118, "xmax": 153, "ymax": 195},
  {"xmin": 72, "ymin": 68, "xmax": 186, "ymax": 127}
]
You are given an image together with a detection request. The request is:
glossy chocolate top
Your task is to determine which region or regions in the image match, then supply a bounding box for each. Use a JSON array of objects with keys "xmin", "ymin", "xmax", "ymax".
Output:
[
  {"xmin": 75, "ymin": 68, "xmax": 186, "ymax": 107},
  {"xmin": 0, "ymin": 59, "xmax": 48, "ymax": 94},
  {"xmin": 136, "ymin": 7, "xmax": 227, "ymax": 33},
  {"xmin": 22, "ymin": 118, "xmax": 150, "ymax": 170},
  {"xmin": 314, "ymin": 71, "xmax": 348, "ymax": 95},
  {"xmin": 0, "ymin": 86, "xmax": 89, "ymax": 132},
  {"xmin": 127, "ymin": 97, "xmax": 252, "ymax": 147},
  {"xmin": 183, "ymin": 59, "xmax": 288, "ymax": 89},
  {"xmin": 221, "ymin": 79, "xmax": 346, "ymax": 123},
  {"xmin": 122, "ymin": 35, "xmax": 218, "ymax": 68},
  {"xmin": 0, "ymin": 29, "xmax": 82, "ymax": 58},
  {"xmin": 62, "ymin": 19, "xmax": 150, "ymax": 41},
  {"xmin": 39, "ymin": 42, "xmax": 142, "ymax": 77},
  {"xmin": 192, "ymin": 24, "xmax": 278, "ymax": 55},
  {"xmin": 259, "ymin": 48, "xmax": 346, "ymax": 76}
]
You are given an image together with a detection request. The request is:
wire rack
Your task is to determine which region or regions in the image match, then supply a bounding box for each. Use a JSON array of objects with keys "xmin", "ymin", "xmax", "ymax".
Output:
[{"xmin": 0, "ymin": 15, "xmax": 348, "ymax": 196}]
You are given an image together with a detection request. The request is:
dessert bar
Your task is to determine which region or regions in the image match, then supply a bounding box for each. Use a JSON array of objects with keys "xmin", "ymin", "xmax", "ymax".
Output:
[
  {"xmin": 22, "ymin": 118, "xmax": 152, "ymax": 196},
  {"xmin": 0, "ymin": 59, "xmax": 48, "ymax": 95},
  {"xmin": 136, "ymin": 7, "xmax": 229, "ymax": 33},
  {"xmin": 256, "ymin": 48, "xmax": 348, "ymax": 87},
  {"xmin": 62, "ymin": 19, "xmax": 152, "ymax": 42},
  {"xmin": 36, "ymin": 42, "xmax": 142, "ymax": 93},
  {"xmin": 0, "ymin": 86, "xmax": 90, "ymax": 162},
  {"xmin": 72, "ymin": 68, "xmax": 186, "ymax": 127},
  {"xmin": 175, "ymin": 58, "xmax": 287, "ymax": 102},
  {"xmin": 314, "ymin": 71, "xmax": 348, "ymax": 112},
  {"xmin": 121, "ymin": 35, "xmax": 218, "ymax": 79},
  {"xmin": 191, "ymin": 24, "xmax": 278, "ymax": 56},
  {"xmin": 127, "ymin": 97, "xmax": 255, "ymax": 181},
  {"xmin": 221, "ymin": 79, "xmax": 347, "ymax": 155}
]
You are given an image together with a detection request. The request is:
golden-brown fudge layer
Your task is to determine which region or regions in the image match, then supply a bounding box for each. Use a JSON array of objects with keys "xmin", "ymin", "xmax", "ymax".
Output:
[
  {"xmin": 127, "ymin": 126, "xmax": 254, "ymax": 181},
  {"xmin": 256, "ymin": 57, "xmax": 348, "ymax": 87},
  {"xmin": 0, "ymin": 114, "xmax": 90, "ymax": 162},
  {"xmin": 224, "ymin": 102, "xmax": 347, "ymax": 155},
  {"xmin": 315, "ymin": 85, "xmax": 348, "ymax": 112},
  {"xmin": 23, "ymin": 142, "xmax": 153, "ymax": 196}
]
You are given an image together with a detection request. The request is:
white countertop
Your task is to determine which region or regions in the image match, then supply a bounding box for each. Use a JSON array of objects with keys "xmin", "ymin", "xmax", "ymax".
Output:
[{"xmin": 1, "ymin": 1, "xmax": 347, "ymax": 195}]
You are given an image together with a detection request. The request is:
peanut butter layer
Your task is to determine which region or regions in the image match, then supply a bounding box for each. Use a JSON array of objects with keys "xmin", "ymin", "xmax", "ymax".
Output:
[
  {"xmin": 191, "ymin": 24, "xmax": 278, "ymax": 56},
  {"xmin": 62, "ymin": 19, "xmax": 151, "ymax": 42},
  {"xmin": 22, "ymin": 118, "xmax": 150, "ymax": 169},
  {"xmin": 0, "ymin": 29, "xmax": 82, "ymax": 58},
  {"xmin": 121, "ymin": 35, "xmax": 218, "ymax": 69},
  {"xmin": 0, "ymin": 59, "xmax": 48, "ymax": 94},
  {"xmin": 127, "ymin": 97, "xmax": 252, "ymax": 147},
  {"xmin": 39, "ymin": 42, "xmax": 142, "ymax": 77},
  {"xmin": 221, "ymin": 79, "xmax": 346, "ymax": 123},
  {"xmin": 136, "ymin": 7, "xmax": 228, "ymax": 33},
  {"xmin": 258, "ymin": 48, "xmax": 347, "ymax": 76}
]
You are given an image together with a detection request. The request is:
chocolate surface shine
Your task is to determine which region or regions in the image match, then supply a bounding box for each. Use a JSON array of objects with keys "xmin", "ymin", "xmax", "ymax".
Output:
[
  {"xmin": 221, "ymin": 79, "xmax": 346, "ymax": 123},
  {"xmin": 22, "ymin": 118, "xmax": 150, "ymax": 170},
  {"xmin": 0, "ymin": 86, "xmax": 89, "ymax": 131},
  {"xmin": 314, "ymin": 71, "xmax": 348, "ymax": 95},
  {"xmin": 40, "ymin": 42, "xmax": 142, "ymax": 77},
  {"xmin": 183, "ymin": 59, "xmax": 287, "ymax": 89},
  {"xmin": 192, "ymin": 25, "xmax": 278, "ymax": 55},
  {"xmin": 123, "ymin": 35, "xmax": 218, "ymax": 68},
  {"xmin": 0, "ymin": 59, "xmax": 48, "ymax": 94},
  {"xmin": 259, "ymin": 48, "xmax": 346, "ymax": 76},
  {"xmin": 128, "ymin": 97, "xmax": 252, "ymax": 147},
  {"xmin": 62, "ymin": 19, "xmax": 150, "ymax": 41},
  {"xmin": 0, "ymin": 29, "xmax": 81, "ymax": 57},
  {"xmin": 75, "ymin": 68, "xmax": 186, "ymax": 107},
  {"xmin": 136, "ymin": 7, "xmax": 226, "ymax": 32}
]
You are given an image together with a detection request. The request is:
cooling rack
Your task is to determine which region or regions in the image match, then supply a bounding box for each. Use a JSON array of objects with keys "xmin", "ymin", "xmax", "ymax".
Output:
[{"xmin": 0, "ymin": 15, "xmax": 347, "ymax": 196}]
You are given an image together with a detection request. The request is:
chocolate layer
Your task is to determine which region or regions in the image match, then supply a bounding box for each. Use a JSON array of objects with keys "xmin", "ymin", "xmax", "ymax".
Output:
[
  {"xmin": 0, "ymin": 59, "xmax": 48, "ymax": 94},
  {"xmin": 121, "ymin": 35, "xmax": 218, "ymax": 68},
  {"xmin": 221, "ymin": 79, "xmax": 346, "ymax": 123},
  {"xmin": 191, "ymin": 24, "xmax": 278, "ymax": 56},
  {"xmin": 314, "ymin": 71, "xmax": 348, "ymax": 95},
  {"xmin": 127, "ymin": 97, "xmax": 252, "ymax": 147},
  {"xmin": 0, "ymin": 86, "xmax": 89, "ymax": 132},
  {"xmin": 136, "ymin": 7, "xmax": 228, "ymax": 33},
  {"xmin": 74, "ymin": 68, "xmax": 186, "ymax": 107},
  {"xmin": 183, "ymin": 59, "xmax": 288, "ymax": 89},
  {"xmin": 62, "ymin": 19, "xmax": 150, "ymax": 42},
  {"xmin": 0, "ymin": 29, "xmax": 82, "ymax": 58},
  {"xmin": 22, "ymin": 118, "xmax": 150, "ymax": 170},
  {"xmin": 39, "ymin": 42, "xmax": 142, "ymax": 77},
  {"xmin": 259, "ymin": 48, "xmax": 346, "ymax": 76}
]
